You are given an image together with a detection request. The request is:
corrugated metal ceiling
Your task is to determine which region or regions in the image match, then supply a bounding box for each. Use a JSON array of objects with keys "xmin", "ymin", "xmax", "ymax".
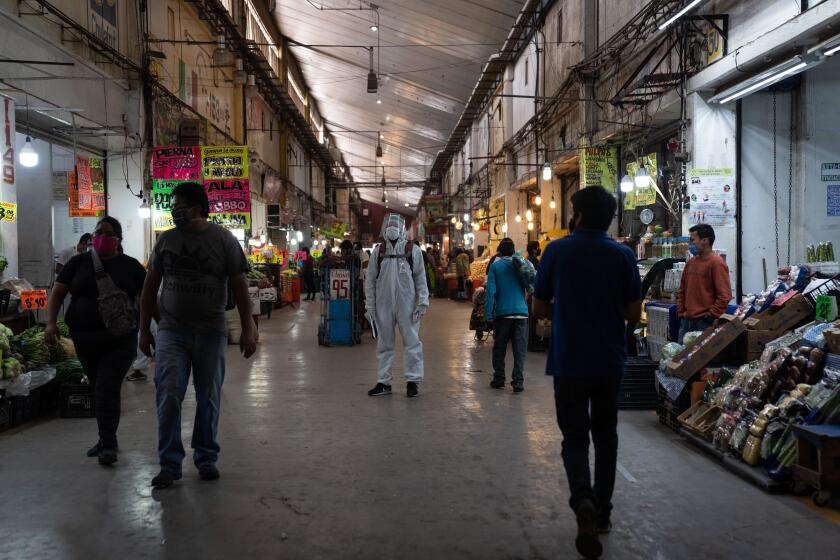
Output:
[{"xmin": 274, "ymin": 0, "xmax": 522, "ymax": 212}]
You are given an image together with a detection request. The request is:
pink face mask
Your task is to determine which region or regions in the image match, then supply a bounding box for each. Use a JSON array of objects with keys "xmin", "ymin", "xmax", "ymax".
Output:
[{"xmin": 92, "ymin": 235, "xmax": 119, "ymax": 254}]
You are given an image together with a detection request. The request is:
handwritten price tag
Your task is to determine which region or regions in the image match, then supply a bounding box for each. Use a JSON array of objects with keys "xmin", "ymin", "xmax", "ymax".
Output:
[
  {"xmin": 20, "ymin": 289, "xmax": 48, "ymax": 310},
  {"xmin": 0, "ymin": 201, "xmax": 16, "ymax": 222}
]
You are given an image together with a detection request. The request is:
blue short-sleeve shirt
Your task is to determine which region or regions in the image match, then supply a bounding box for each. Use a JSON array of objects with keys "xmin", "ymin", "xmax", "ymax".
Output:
[{"xmin": 534, "ymin": 229, "xmax": 642, "ymax": 378}]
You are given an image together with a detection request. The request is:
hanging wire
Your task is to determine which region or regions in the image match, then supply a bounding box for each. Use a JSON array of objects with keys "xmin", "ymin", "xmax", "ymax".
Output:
[
  {"xmin": 772, "ymin": 91, "xmax": 779, "ymax": 268},
  {"xmin": 787, "ymin": 94, "xmax": 794, "ymax": 266}
]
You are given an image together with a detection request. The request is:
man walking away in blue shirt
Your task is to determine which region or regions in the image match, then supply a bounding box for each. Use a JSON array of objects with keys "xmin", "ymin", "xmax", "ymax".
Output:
[
  {"xmin": 533, "ymin": 186, "xmax": 642, "ymax": 559},
  {"xmin": 484, "ymin": 238, "xmax": 529, "ymax": 393}
]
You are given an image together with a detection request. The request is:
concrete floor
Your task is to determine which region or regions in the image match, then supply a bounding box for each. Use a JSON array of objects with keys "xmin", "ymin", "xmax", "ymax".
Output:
[{"xmin": 1, "ymin": 299, "xmax": 838, "ymax": 559}]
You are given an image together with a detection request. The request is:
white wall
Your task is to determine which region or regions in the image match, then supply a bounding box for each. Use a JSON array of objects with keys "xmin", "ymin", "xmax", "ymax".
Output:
[
  {"xmin": 741, "ymin": 90, "xmax": 795, "ymax": 294},
  {"xmin": 688, "ymin": 93, "xmax": 738, "ymax": 293},
  {"xmin": 14, "ymin": 136, "xmax": 53, "ymax": 288},
  {"xmin": 800, "ymin": 55, "xmax": 840, "ymax": 265},
  {"xmin": 106, "ymin": 152, "xmax": 148, "ymax": 262}
]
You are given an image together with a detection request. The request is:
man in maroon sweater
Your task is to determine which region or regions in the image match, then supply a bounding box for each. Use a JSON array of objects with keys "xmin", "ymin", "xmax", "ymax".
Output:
[{"xmin": 677, "ymin": 223, "xmax": 732, "ymax": 343}]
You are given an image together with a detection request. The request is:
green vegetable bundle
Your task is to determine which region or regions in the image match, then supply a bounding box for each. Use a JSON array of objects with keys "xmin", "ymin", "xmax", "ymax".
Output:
[
  {"xmin": 18, "ymin": 326, "xmax": 49, "ymax": 366},
  {"xmin": 0, "ymin": 324, "xmax": 13, "ymax": 338},
  {"xmin": 56, "ymin": 319, "xmax": 70, "ymax": 338},
  {"xmin": 55, "ymin": 359, "xmax": 86, "ymax": 384},
  {"xmin": 1, "ymin": 356, "xmax": 22, "ymax": 380}
]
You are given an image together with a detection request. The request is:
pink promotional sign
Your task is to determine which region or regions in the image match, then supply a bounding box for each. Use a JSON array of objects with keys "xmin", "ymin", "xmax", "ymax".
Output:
[
  {"xmin": 203, "ymin": 179, "xmax": 251, "ymax": 214},
  {"xmin": 152, "ymin": 146, "xmax": 201, "ymax": 180}
]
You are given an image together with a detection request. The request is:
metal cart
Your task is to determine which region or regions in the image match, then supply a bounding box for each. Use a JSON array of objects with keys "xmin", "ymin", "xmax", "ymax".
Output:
[{"xmin": 318, "ymin": 257, "xmax": 362, "ymax": 346}]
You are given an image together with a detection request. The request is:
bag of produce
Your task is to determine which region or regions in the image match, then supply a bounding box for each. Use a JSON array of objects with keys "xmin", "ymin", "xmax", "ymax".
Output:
[
  {"xmin": 660, "ymin": 342, "xmax": 684, "ymax": 361},
  {"xmin": 682, "ymin": 331, "xmax": 703, "ymax": 348}
]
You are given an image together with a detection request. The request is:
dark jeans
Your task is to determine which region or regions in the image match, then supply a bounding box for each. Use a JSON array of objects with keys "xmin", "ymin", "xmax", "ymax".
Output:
[
  {"xmin": 554, "ymin": 375, "xmax": 621, "ymax": 520},
  {"xmin": 678, "ymin": 316, "xmax": 714, "ymax": 343},
  {"xmin": 304, "ymin": 271, "xmax": 317, "ymax": 299},
  {"xmin": 492, "ymin": 317, "xmax": 528, "ymax": 385},
  {"xmin": 71, "ymin": 331, "xmax": 138, "ymax": 449}
]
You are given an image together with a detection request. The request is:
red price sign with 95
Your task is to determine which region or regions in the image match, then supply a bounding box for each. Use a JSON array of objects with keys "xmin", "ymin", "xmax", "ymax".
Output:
[{"xmin": 21, "ymin": 289, "xmax": 48, "ymax": 310}]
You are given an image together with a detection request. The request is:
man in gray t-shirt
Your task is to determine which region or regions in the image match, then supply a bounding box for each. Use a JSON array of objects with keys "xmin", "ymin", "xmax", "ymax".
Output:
[{"xmin": 140, "ymin": 182, "xmax": 256, "ymax": 489}]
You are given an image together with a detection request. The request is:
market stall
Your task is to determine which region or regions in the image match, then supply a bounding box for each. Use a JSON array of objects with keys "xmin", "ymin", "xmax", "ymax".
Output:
[{"xmin": 654, "ymin": 262, "xmax": 840, "ymax": 502}]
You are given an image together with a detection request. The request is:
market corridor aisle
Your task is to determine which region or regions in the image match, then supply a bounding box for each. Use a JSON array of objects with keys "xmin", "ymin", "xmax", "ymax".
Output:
[{"xmin": 1, "ymin": 300, "xmax": 838, "ymax": 559}]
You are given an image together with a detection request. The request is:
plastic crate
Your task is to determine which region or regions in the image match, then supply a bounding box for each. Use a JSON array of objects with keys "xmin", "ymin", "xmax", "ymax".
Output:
[
  {"xmin": 804, "ymin": 274, "xmax": 840, "ymax": 307},
  {"xmin": 620, "ymin": 358, "xmax": 659, "ymax": 410},
  {"xmin": 36, "ymin": 380, "xmax": 60, "ymax": 416},
  {"xmin": 656, "ymin": 379, "xmax": 691, "ymax": 432},
  {"xmin": 60, "ymin": 384, "xmax": 95, "ymax": 418},
  {"xmin": 645, "ymin": 302, "xmax": 679, "ymax": 341},
  {"xmin": 9, "ymin": 395, "xmax": 33, "ymax": 426}
]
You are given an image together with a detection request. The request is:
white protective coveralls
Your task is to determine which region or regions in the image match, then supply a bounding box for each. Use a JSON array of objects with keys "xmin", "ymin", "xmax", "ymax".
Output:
[{"xmin": 364, "ymin": 214, "xmax": 429, "ymax": 385}]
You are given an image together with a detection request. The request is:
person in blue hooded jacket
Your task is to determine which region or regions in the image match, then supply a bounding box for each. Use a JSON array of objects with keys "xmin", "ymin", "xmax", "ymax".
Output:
[{"xmin": 484, "ymin": 237, "xmax": 529, "ymax": 393}]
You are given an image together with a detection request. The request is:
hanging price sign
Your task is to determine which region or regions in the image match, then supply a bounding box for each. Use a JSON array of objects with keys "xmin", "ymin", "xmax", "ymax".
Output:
[
  {"xmin": 20, "ymin": 289, "xmax": 48, "ymax": 310},
  {"xmin": 0, "ymin": 201, "xmax": 17, "ymax": 222}
]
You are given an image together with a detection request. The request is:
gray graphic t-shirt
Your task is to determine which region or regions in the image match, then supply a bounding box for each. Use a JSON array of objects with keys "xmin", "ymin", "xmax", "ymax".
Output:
[{"xmin": 151, "ymin": 224, "xmax": 248, "ymax": 334}]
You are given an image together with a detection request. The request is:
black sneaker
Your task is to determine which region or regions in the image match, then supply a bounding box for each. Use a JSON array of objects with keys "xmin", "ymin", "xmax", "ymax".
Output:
[
  {"xmin": 151, "ymin": 469, "xmax": 182, "ymax": 489},
  {"xmin": 98, "ymin": 448, "xmax": 118, "ymax": 466},
  {"xmin": 575, "ymin": 499, "xmax": 602, "ymax": 558},
  {"xmin": 490, "ymin": 379, "xmax": 505, "ymax": 389},
  {"xmin": 126, "ymin": 370, "xmax": 147, "ymax": 382},
  {"xmin": 87, "ymin": 441, "xmax": 119, "ymax": 457},
  {"xmin": 198, "ymin": 463, "xmax": 220, "ymax": 481},
  {"xmin": 407, "ymin": 382, "xmax": 419, "ymax": 398},
  {"xmin": 512, "ymin": 383, "xmax": 524, "ymax": 393},
  {"xmin": 368, "ymin": 383, "xmax": 392, "ymax": 397}
]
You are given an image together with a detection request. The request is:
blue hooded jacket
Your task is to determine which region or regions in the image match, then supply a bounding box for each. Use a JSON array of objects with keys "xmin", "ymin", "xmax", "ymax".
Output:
[{"xmin": 485, "ymin": 257, "xmax": 529, "ymax": 320}]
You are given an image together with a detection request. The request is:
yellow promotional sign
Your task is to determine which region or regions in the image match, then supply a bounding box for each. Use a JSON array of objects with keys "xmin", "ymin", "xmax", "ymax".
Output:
[
  {"xmin": 0, "ymin": 201, "xmax": 16, "ymax": 222},
  {"xmin": 625, "ymin": 153, "xmax": 658, "ymax": 208},
  {"xmin": 580, "ymin": 146, "xmax": 618, "ymax": 192},
  {"xmin": 201, "ymin": 146, "xmax": 248, "ymax": 179}
]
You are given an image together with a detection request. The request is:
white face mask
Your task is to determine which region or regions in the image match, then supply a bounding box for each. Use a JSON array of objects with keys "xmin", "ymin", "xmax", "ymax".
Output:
[
  {"xmin": 385, "ymin": 227, "xmax": 400, "ymax": 241},
  {"xmin": 381, "ymin": 213, "xmax": 405, "ymax": 242}
]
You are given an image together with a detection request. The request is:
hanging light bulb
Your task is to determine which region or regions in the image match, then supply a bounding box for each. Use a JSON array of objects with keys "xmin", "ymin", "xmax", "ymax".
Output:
[
  {"xmin": 501, "ymin": 223, "xmax": 509, "ymax": 233},
  {"xmin": 634, "ymin": 164, "xmax": 650, "ymax": 188},
  {"xmin": 525, "ymin": 209, "xmax": 533, "ymax": 221},
  {"xmin": 535, "ymin": 194, "xmax": 542, "ymax": 206},
  {"xmin": 515, "ymin": 212, "xmax": 522, "ymax": 223},
  {"xmin": 542, "ymin": 161, "xmax": 552, "ymax": 181},
  {"xmin": 296, "ymin": 231, "xmax": 303, "ymax": 242},
  {"xmin": 472, "ymin": 222, "xmax": 480, "ymax": 231},
  {"xmin": 455, "ymin": 221, "xmax": 463, "ymax": 231},
  {"xmin": 19, "ymin": 136, "xmax": 38, "ymax": 167},
  {"xmin": 451, "ymin": 216, "xmax": 457, "ymax": 224},
  {"xmin": 137, "ymin": 197, "xmax": 151, "ymax": 219},
  {"xmin": 463, "ymin": 212, "xmax": 469, "ymax": 222},
  {"xmin": 549, "ymin": 194, "xmax": 556, "ymax": 209},
  {"xmin": 376, "ymin": 98, "xmax": 382, "ymax": 105},
  {"xmin": 620, "ymin": 173, "xmax": 634, "ymax": 193},
  {"xmin": 527, "ymin": 221, "xmax": 534, "ymax": 231}
]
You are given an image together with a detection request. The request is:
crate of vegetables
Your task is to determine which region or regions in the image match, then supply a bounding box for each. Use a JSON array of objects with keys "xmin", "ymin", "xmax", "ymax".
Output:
[{"xmin": 56, "ymin": 359, "xmax": 94, "ymax": 418}]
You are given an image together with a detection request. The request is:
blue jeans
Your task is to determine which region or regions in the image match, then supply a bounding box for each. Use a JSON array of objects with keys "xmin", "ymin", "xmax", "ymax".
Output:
[
  {"xmin": 154, "ymin": 329, "xmax": 227, "ymax": 472},
  {"xmin": 678, "ymin": 316, "xmax": 714, "ymax": 344},
  {"xmin": 492, "ymin": 317, "xmax": 528, "ymax": 385}
]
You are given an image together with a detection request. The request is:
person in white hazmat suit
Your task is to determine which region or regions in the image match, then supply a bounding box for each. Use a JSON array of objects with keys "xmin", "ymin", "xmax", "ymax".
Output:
[{"xmin": 365, "ymin": 214, "xmax": 429, "ymax": 398}]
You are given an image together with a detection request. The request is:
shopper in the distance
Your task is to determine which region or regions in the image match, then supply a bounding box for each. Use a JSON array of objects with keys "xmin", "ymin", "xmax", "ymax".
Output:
[
  {"xmin": 55, "ymin": 233, "xmax": 91, "ymax": 276},
  {"xmin": 301, "ymin": 247, "xmax": 317, "ymax": 301},
  {"xmin": 139, "ymin": 181, "xmax": 257, "ymax": 489},
  {"xmin": 676, "ymin": 223, "xmax": 732, "ymax": 343},
  {"xmin": 456, "ymin": 247, "xmax": 470, "ymax": 300},
  {"xmin": 534, "ymin": 186, "xmax": 642, "ymax": 559},
  {"xmin": 45, "ymin": 217, "xmax": 146, "ymax": 466},
  {"xmin": 526, "ymin": 240, "xmax": 541, "ymax": 268},
  {"xmin": 485, "ymin": 238, "xmax": 529, "ymax": 392},
  {"xmin": 365, "ymin": 214, "xmax": 429, "ymax": 398}
]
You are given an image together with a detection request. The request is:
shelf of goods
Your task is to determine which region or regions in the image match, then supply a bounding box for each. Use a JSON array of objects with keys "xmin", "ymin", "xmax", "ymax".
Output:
[{"xmin": 652, "ymin": 265, "xmax": 840, "ymax": 500}]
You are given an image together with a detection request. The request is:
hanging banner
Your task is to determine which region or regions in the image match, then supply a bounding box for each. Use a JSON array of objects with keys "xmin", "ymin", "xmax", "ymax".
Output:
[
  {"xmin": 89, "ymin": 0, "xmax": 117, "ymax": 51},
  {"xmin": 262, "ymin": 173, "xmax": 282, "ymax": 203},
  {"xmin": 687, "ymin": 168, "xmax": 736, "ymax": 228},
  {"xmin": 320, "ymin": 220, "xmax": 346, "ymax": 240},
  {"xmin": 204, "ymin": 179, "xmax": 251, "ymax": 213},
  {"xmin": 151, "ymin": 180, "xmax": 183, "ymax": 231},
  {"xmin": 52, "ymin": 171, "xmax": 68, "ymax": 200},
  {"xmin": 89, "ymin": 157, "xmax": 106, "ymax": 211},
  {"xmin": 152, "ymin": 146, "xmax": 201, "ymax": 180},
  {"xmin": 75, "ymin": 155, "xmax": 93, "ymax": 210},
  {"xmin": 201, "ymin": 146, "xmax": 248, "ymax": 179},
  {"xmin": 625, "ymin": 153, "xmax": 658, "ymax": 209},
  {"xmin": 580, "ymin": 146, "xmax": 618, "ymax": 192},
  {"xmin": 0, "ymin": 201, "xmax": 16, "ymax": 222},
  {"xmin": 68, "ymin": 171, "xmax": 103, "ymax": 218},
  {"xmin": 2, "ymin": 98, "xmax": 14, "ymax": 187},
  {"xmin": 423, "ymin": 195, "xmax": 447, "ymax": 220}
]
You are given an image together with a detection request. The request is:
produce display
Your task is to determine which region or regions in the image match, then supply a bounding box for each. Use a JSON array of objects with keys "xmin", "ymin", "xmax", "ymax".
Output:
[
  {"xmin": 55, "ymin": 359, "xmax": 86, "ymax": 384},
  {"xmin": 700, "ymin": 320, "xmax": 840, "ymax": 479}
]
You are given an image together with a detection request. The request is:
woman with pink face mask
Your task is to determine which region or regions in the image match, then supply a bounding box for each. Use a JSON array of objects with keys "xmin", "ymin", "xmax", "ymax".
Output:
[{"xmin": 46, "ymin": 217, "xmax": 146, "ymax": 467}]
